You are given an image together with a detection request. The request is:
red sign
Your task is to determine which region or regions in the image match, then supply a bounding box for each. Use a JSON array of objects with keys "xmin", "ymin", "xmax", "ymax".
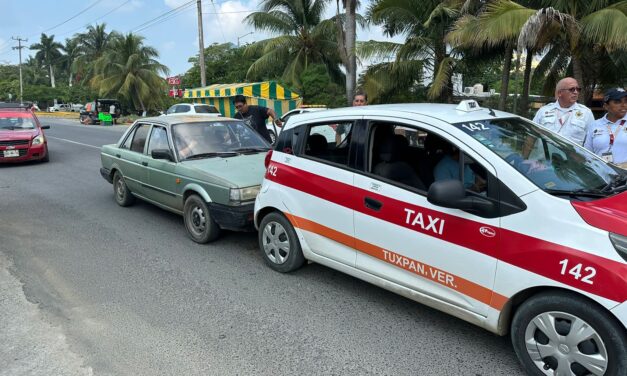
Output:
[
  {"xmin": 169, "ymin": 89, "xmax": 183, "ymax": 97},
  {"xmin": 166, "ymin": 76, "xmax": 181, "ymax": 85}
]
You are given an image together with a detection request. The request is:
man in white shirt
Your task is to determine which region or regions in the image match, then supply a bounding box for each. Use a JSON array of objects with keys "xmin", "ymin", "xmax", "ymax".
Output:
[{"xmin": 533, "ymin": 77, "xmax": 594, "ymax": 145}]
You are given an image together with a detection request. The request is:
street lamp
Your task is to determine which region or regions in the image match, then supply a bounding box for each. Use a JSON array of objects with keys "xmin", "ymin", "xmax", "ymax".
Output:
[{"xmin": 237, "ymin": 32, "xmax": 254, "ymax": 47}]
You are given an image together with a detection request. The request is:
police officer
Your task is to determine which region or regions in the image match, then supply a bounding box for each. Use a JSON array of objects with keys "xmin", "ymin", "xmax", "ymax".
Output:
[
  {"xmin": 533, "ymin": 77, "xmax": 594, "ymax": 145},
  {"xmin": 584, "ymin": 88, "xmax": 627, "ymax": 167}
]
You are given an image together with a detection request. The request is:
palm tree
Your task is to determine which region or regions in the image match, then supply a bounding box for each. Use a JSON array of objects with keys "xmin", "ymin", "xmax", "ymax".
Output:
[
  {"xmin": 244, "ymin": 0, "xmax": 344, "ymax": 89},
  {"xmin": 363, "ymin": 0, "xmax": 464, "ymax": 102},
  {"xmin": 75, "ymin": 23, "xmax": 118, "ymax": 84},
  {"xmin": 62, "ymin": 37, "xmax": 82, "ymax": 86},
  {"xmin": 30, "ymin": 33, "xmax": 63, "ymax": 88},
  {"xmin": 335, "ymin": 0, "xmax": 359, "ymax": 105},
  {"xmin": 91, "ymin": 33, "xmax": 169, "ymax": 113},
  {"xmin": 518, "ymin": 0, "xmax": 627, "ymax": 102},
  {"xmin": 447, "ymin": 0, "xmax": 536, "ymax": 110}
]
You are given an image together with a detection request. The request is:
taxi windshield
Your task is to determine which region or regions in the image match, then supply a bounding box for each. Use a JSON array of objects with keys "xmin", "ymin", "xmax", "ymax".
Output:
[
  {"xmin": 453, "ymin": 118, "xmax": 624, "ymax": 195},
  {"xmin": 172, "ymin": 120, "xmax": 269, "ymax": 160},
  {"xmin": 0, "ymin": 115, "xmax": 35, "ymax": 130}
]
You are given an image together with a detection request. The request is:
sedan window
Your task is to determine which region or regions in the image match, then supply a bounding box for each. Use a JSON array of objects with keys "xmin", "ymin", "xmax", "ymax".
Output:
[
  {"xmin": 177, "ymin": 105, "xmax": 191, "ymax": 113},
  {"xmin": 130, "ymin": 123, "xmax": 150, "ymax": 153},
  {"xmin": 147, "ymin": 126, "xmax": 170, "ymax": 155},
  {"xmin": 194, "ymin": 105, "xmax": 219, "ymax": 114}
]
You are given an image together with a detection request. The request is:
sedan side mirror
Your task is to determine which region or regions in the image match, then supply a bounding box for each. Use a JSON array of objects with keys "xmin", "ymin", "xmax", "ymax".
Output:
[
  {"xmin": 151, "ymin": 149, "xmax": 174, "ymax": 161},
  {"xmin": 427, "ymin": 179, "xmax": 496, "ymax": 216}
]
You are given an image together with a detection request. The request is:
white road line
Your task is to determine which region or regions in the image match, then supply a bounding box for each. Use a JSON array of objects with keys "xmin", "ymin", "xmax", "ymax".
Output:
[{"xmin": 46, "ymin": 136, "xmax": 100, "ymax": 150}]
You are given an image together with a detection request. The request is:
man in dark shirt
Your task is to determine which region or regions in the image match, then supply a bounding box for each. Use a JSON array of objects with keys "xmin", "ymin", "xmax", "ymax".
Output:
[{"xmin": 232, "ymin": 95, "xmax": 282, "ymax": 143}]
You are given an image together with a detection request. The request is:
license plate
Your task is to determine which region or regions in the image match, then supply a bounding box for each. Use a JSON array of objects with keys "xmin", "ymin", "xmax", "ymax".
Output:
[{"xmin": 3, "ymin": 150, "xmax": 19, "ymax": 157}]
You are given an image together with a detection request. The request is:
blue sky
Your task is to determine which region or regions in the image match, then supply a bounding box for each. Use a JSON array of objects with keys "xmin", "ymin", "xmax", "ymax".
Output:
[{"xmin": 0, "ymin": 0, "xmax": 400, "ymax": 79}]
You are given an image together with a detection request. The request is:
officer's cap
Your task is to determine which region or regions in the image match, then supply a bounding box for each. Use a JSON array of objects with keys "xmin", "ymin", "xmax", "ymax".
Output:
[{"xmin": 603, "ymin": 88, "xmax": 627, "ymax": 103}]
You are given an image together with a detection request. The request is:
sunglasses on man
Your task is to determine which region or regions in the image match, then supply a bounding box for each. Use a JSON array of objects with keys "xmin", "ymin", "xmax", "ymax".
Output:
[{"xmin": 559, "ymin": 87, "xmax": 582, "ymax": 93}]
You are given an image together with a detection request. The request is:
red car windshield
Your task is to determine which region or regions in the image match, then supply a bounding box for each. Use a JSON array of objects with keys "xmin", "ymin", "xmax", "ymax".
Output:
[{"xmin": 0, "ymin": 113, "xmax": 36, "ymax": 130}]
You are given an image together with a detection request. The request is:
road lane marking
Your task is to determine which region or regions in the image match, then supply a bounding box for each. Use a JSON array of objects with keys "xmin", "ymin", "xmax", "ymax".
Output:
[{"xmin": 46, "ymin": 136, "xmax": 100, "ymax": 150}]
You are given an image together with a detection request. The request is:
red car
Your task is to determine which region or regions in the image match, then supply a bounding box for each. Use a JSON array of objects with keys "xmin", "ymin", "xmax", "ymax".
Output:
[{"xmin": 0, "ymin": 103, "xmax": 50, "ymax": 163}]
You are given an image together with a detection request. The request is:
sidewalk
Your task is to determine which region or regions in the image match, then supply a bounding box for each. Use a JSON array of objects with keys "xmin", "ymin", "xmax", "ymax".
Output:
[{"xmin": 0, "ymin": 253, "xmax": 92, "ymax": 376}]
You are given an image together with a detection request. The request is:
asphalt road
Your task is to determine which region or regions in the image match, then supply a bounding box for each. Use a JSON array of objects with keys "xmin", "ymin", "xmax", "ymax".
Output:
[{"xmin": 0, "ymin": 118, "xmax": 525, "ymax": 375}]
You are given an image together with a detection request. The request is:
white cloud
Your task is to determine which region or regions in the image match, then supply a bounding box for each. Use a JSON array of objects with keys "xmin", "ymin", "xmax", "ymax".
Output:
[{"xmin": 162, "ymin": 41, "xmax": 176, "ymax": 51}]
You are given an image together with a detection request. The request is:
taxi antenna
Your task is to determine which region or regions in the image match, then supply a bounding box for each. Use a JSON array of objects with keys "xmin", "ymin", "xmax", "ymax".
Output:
[{"xmin": 487, "ymin": 108, "xmax": 496, "ymax": 117}]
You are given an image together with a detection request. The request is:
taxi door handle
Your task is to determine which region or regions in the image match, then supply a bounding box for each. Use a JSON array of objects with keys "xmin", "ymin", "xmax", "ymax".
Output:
[
  {"xmin": 115, "ymin": 154, "xmax": 121, "ymax": 158},
  {"xmin": 364, "ymin": 197, "xmax": 383, "ymax": 211},
  {"xmin": 142, "ymin": 161, "xmax": 148, "ymax": 166}
]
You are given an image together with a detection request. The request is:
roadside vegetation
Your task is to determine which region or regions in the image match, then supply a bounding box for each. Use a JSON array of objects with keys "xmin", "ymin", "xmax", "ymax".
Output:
[{"xmin": 0, "ymin": 0, "xmax": 624, "ymax": 115}]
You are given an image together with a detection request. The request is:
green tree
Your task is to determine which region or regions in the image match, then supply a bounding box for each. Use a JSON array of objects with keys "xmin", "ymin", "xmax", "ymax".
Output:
[
  {"xmin": 62, "ymin": 37, "xmax": 82, "ymax": 87},
  {"xmin": 361, "ymin": 0, "xmax": 464, "ymax": 103},
  {"xmin": 74, "ymin": 23, "xmax": 118, "ymax": 85},
  {"xmin": 182, "ymin": 43, "xmax": 257, "ymax": 88},
  {"xmin": 518, "ymin": 0, "xmax": 627, "ymax": 102},
  {"xmin": 91, "ymin": 33, "xmax": 169, "ymax": 113},
  {"xmin": 299, "ymin": 64, "xmax": 346, "ymax": 107},
  {"xmin": 30, "ymin": 33, "xmax": 63, "ymax": 88},
  {"xmin": 244, "ymin": 0, "xmax": 344, "ymax": 90}
]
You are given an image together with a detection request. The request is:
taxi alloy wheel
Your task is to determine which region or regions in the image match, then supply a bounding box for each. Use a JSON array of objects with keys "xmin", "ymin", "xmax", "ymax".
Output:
[
  {"xmin": 511, "ymin": 292, "xmax": 627, "ymax": 376},
  {"xmin": 183, "ymin": 195, "xmax": 220, "ymax": 243},
  {"xmin": 259, "ymin": 212, "xmax": 305, "ymax": 273},
  {"xmin": 113, "ymin": 171, "xmax": 135, "ymax": 207}
]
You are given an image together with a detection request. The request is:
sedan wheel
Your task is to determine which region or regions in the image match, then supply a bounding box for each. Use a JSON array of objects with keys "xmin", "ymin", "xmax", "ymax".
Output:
[
  {"xmin": 183, "ymin": 195, "xmax": 220, "ymax": 243},
  {"xmin": 512, "ymin": 292, "xmax": 626, "ymax": 376},
  {"xmin": 258, "ymin": 212, "xmax": 304, "ymax": 273},
  {"xmin": 113, "ymin": 171, "xmax": 135, "ymax": 207}
]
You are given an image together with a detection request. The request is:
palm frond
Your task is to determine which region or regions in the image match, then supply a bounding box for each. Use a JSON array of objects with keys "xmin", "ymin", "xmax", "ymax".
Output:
[
  {"xmin": 427, "ymin": 56, "xmax": 456, "ymax": 99},
  {"xmin": 580, "ymin": 4, "xmax": 627, "ymax": 51}
]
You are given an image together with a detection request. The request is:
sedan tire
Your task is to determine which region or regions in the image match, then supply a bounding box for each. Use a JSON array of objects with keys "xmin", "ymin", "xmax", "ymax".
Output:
[
  {"xmin": 112, "ymin": 171, "xmax": 135, "ymax": 207},
  {"xmin": 511, "ymin": 291, "xmax": 627, "ymax": 376},
  {"xmin": 183, "ymin": 195, "xmax": 221, "ymax": 243},
  {"xmin": 258, "ymin": 212, "xmax": 305, "ymax": 273}
]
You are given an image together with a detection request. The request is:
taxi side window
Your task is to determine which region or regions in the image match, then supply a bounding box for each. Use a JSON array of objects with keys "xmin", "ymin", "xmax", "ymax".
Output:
[
  {"xmin": 130, "ymin": 123, "xmax": 150, "ymax": 153},
  {"xmin": 147, "ymin": 126, "xmax": 170, "ymax": 155},
  {"xmin": 367, "ymin": 122, "xmax": 489, "ymax": 194},
  {"xmin": 303, "ymin": 122, "xmax": 352, "ymax": 166}
]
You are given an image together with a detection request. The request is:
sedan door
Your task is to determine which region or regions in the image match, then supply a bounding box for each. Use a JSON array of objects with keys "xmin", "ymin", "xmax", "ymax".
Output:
[
  {"xmin": 143, "ymin": 124, "xmax": 181, "ymax": 211},
  {"xmin": 115, "ymin": 123, "xmax": 151, "ymax": 196},
  {"xmin": 353, "ymin": 118, "xmax": 500, "ymax": 317}
]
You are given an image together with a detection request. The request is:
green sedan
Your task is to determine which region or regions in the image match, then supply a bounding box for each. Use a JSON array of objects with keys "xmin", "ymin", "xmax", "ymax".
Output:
[{"xmin": 100, "ymin": 115, "xmax": 270, "ymax": 243}]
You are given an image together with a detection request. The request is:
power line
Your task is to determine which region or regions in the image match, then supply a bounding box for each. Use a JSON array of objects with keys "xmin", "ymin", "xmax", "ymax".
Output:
[
  {"xmin": 134, "ymin": 5, "xmax": 196, "ymax": 33},
  {"xmin": 209, "ymin": 0, "xmax": 227, "ymax": 43},
  {"xmin": 202, "ymin": 10, "xmax": 253, "ymax": 14},
  {"xmin": 33, "ymin": 0, "xmax": 102, "ymax": 37},
  {"xmin": 131, "ymin": 0, "xmax": 195, "ymax": 33},
  {"xmin": 56, "ymin": 0, "xmax": 133, "ymax": 38}
]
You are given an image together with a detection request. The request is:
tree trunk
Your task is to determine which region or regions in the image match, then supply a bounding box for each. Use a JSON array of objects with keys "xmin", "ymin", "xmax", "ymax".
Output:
[
  {"xmin": 499, "ymin": 43, "xmax": 513, "ymax": 111},
  {"xmin": 49, "ymin": 64, "xmax": 56, "ymax": 88},
  {"xmin": 519, "ymin": 50, "xmax": 533, "ymax": 115},
  {"xmin": 69, "ymin": 72, "xmax": 73, "ymax": 87},
  {"xmin": 336, "ymin": 0, "xmax": 357, "ymax": 106},
  {"xmin": 433, "ymin": 31, "xmax": 450, "ymax": 103},
  {"xmin": 136, "ymin": 87, "xmax": 146, "ymax": 115}
]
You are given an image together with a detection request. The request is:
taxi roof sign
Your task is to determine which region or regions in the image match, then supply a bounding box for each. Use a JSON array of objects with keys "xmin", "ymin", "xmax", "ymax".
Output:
[{"xmin": 456, "ymin": 100, "xmax": 481, "ymax": 112}]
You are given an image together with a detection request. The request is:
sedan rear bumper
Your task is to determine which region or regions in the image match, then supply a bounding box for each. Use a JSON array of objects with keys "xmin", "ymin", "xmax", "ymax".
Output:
[{"xmin": 208, "ymin": 202, "xmax": 255, "ymax": 232}]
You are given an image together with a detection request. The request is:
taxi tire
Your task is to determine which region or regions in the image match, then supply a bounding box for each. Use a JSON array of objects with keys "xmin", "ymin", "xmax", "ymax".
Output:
[
  {"xmin": 511, "ymin": 291, "xmax": 627, "ymax": 376},
  {"xmin": 113, "ymin": 171, "xmax": 135, "ymax": 207},
  {"xmin": 258, "ymin": 212, "xmax": 305, "ymax": 273},
  {"xmin": 183, "ymin": 195, "xmax": 221, "ymax": 244}
]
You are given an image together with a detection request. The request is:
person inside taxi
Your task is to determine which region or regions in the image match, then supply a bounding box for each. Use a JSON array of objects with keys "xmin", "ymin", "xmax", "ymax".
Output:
[
  {"xmin": 584, "ymin": 88, "xmax": 627, "ymax": 168},
  {"xmin": 532, "ymin": 77, "xmax": 594, "ymax": 145},
  {"xmin": 433, "ymin": 144, "xmax": 486, "ymax": 192}
]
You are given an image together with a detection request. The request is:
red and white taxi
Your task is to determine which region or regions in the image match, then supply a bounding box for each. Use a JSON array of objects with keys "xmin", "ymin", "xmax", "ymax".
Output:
[
  {"xmin": 0, "ymin": 104, "xmax": 50, "ymax": 163},
  {"xmin": 254, "ymin": 101, "xmax": 627, "ymax": 375}
]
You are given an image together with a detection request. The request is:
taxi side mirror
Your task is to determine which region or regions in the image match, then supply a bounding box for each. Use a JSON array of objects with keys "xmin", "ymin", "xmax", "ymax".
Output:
[
  {"xmin": 151, "ymin": 149, "xmax": 174, "ymax": 161},
  {"xmin": 427, "ymin": 180, "xmax": 496, "ymax": 216}
]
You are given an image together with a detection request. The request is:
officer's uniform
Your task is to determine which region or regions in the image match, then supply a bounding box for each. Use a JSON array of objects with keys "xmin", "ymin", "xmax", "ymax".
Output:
[
  {"xmin": 532, "ymin": 102, "xmax": 594, "ymax": 145},
  {"xmin": 584, "ymin": 114, "xmax": 627, "ymax": 164}
]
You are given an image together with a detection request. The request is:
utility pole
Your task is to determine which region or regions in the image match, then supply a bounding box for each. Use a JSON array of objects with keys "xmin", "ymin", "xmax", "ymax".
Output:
[
  {"xmin": 197, "ymin": 0, "xmax": 206, "ymax": 87},
  {"xmin": 11, "ymin": 36, "xmax": 27, "ymax": 104},
  {"xmin": 237, "ymin": 32, "xmax": 253, "ymax": 47}
]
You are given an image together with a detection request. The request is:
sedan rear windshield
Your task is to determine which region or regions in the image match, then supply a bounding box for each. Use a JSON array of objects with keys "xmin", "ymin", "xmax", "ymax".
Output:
[
  {"xmin": 194, "ymin": 105, "xmax": 220, "ymax": 114},
  {"xmin": 0, "ymin": 115, "xmax": 35, "ymax": 129}
]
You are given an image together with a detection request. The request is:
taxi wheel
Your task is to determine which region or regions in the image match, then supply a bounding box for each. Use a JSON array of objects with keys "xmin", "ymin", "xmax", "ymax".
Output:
[
  {"xmin": 113, "ymin": 171, "xmax": 135, "ymax": 207},
  {"xmin": 258, "ymin": 212, "xmax": 304, "ymax": 273},
  {"xmin": 183, "ymin": 195, "xmax": 221, "ymax": 244},
  {"xmin": 511, "ymin": 291, "xmax": 627, "ymax": 376}
]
